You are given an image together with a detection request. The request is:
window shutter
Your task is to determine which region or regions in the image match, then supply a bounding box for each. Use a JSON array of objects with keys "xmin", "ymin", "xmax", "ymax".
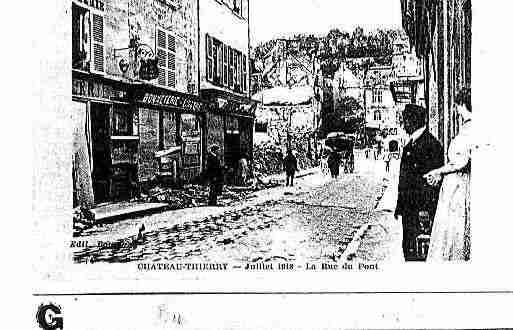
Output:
[
  {"xmin": 233, "ymin": 52, "xmax": 238, "ymax": 90},
  {"xmin": 156, "ymin": 27, "xmax": 176, "ymax": 89},
  {"xmin": 238, "ymin": 52, "xmax": 243, "ymax": 91},
  {"xmin": 223, "ymin": 44, "xmax": 228, "ymax": 86},
  {"xmin": 157, "ymin": 29, "xmax": 167, "ymax": 86},
  {"xmin": 206, "ymin": 34, "xmax": 213, "ymax": 81},
  {"xmin": 242, "ymin": 54, "xmax": 247, "ymax": 92},
  {"xmin": 218, "ymin": 43, "xmax": 224, "ymax": 85},
  {"xmin": 167, "ymin": 33, "xmax": 176, "ymax": 88},
  {"xmin": 229, "ymin": 47, "xmax": 234, "ymax": 89},
  {"xmin": 90, "ymin": 13, "xmax": 105, "ymax": 73}
]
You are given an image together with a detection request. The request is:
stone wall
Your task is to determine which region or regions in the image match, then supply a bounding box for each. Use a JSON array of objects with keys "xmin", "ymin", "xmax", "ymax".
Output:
[{"xmin": 104, "ymin": 0, "xmax": 199, "ymax": 94}]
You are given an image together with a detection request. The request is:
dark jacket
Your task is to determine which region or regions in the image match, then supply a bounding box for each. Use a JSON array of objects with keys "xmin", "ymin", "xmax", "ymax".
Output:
[
  {"xmin": 283, "ymin": 153, "xmax": 298, "ymax": 174},
  {"xmin": 396, "ymin": 129, "xmax": 444, "ymax": 219},
  {"xmin": 327, "ymin": 152, "xmax": 341, "ymax": 169},
  {"xmin": 206, "ymin": 152, "xmax": 223, "ymax": 183}
]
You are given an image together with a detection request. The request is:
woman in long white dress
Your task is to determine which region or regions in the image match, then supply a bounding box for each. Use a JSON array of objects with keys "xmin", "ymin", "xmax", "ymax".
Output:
[{"xmin": 424, "ymin": 88, "xmax": 472, "ymax": 261}]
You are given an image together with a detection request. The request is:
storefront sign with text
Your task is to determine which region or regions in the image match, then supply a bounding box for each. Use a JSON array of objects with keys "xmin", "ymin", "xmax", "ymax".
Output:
[{"xmin": 138, "ymin": 92, "xmax": 205, "ymax": 113}]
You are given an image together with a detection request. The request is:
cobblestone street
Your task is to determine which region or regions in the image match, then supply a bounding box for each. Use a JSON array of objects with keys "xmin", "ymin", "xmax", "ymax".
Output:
[{"xmin": 74, "ymin": 153, "xmax": 400, "ymax": 264}]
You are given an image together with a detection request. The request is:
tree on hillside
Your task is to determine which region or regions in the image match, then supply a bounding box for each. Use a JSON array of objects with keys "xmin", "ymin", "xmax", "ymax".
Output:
[{"xmin": 320, "ymin": 96, "xmax": 364, "ymax": 136}]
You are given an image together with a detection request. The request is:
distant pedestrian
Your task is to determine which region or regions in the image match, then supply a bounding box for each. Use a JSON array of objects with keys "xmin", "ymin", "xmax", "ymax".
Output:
[
  {"xmin": 283, "ymin": 149, "xmax": 298, "ymax": 186},
  {"xmin": 206, "ymin": 145, "xmax": 223, "ymax": 206},
  {"xmin": 384, "ymin": 152, "xmax": 391, "ymax": 173},
  {"xmin": 327, "ymin": 150, "xmax": 341, "ymax": 178}
]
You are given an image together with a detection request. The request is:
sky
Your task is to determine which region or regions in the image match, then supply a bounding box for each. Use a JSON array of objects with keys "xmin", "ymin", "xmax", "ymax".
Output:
[{"xmin": 250, "ymin": 0, "xmax": 403, "ymax": 45}]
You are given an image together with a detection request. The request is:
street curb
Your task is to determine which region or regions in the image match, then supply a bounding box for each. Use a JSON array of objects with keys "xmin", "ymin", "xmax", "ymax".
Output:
[
  {"xmin": 340, "ymin": 223, "xmax": 371, "ymax": 262},
  {"xmin": 339, "ymin": 177, "xmax": 391, "ymax": 262}
]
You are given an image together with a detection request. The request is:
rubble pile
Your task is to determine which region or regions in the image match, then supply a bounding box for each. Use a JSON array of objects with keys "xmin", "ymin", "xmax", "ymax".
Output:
[
  {"xmin": 73, "ymin": 206, "xmax": 94, "ymax": 235},
  {"xmin": 253, "ymin": 142, "xmax": 284, "ymax": 177},
  {"xmin": 140, "ymin": 183, "xmax": 277, "ymax": 209},
  {"xmin": 253, "ymin": 139, "xmax": 318, "ymax": 178}
]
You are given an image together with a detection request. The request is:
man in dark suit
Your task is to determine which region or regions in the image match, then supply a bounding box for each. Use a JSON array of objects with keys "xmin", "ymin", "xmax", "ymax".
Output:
[{"xmin": 395, "ymin": 104, "xmax": 444, "ymax": 261}]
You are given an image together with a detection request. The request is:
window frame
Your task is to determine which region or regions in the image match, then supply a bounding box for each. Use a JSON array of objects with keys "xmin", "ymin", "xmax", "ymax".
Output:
[
  {"xmin": 206, "ymin": 34, "xmax": 213, "ymax": 82},
  {"xmin": 156, "ymin": 26, "xmax": 177, "ymax": 89}
]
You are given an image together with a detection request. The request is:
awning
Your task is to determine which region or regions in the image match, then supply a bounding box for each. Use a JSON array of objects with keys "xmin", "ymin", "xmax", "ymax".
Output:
[
  {"xmin": 252, "ymin": 86, "xmax": 314, "ymax": 106},
  {"xmin": 200, "ymin": 89, "xmax": 257, "ymax": 117}
]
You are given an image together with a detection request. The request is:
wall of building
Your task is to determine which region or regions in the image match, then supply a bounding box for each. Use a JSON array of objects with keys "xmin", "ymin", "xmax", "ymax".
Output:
[
  {"xmin": 199, "ymin": 0, "xmax": 250, "ymax": 97},
  {"xmin": 332, "ymin": 64, "xmax": 363, "ymax": 109},
  {"xmin": 101, "ymin": 0, "xmax": 199, "ymax": 94},
  {"xmin": 425, "ymin": 0, "xmax": 471, "ymax": 158},
  {"xmin": 364, "ymin": 86, "xmax": 397, "ymax": 130}
]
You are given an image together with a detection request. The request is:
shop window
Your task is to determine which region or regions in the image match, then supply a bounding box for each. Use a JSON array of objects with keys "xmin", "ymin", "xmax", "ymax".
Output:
[
  {"xmin": 181, "ymin": 114, "xmax": 201, "ymax": 167},
  {"xmin": 72, "ymin": 2, "xmax": 104, "ymax": 73},
  {"xmin": 181, "ymin": 113, "xmax": 200, "ymax": 138},
  {"xmin": 112, "ymin": 106, "xmax": 137, "ymax": 136},
  {"xmin": 157, "ymin": 27, "xmax": 176, "ymax": 89}
]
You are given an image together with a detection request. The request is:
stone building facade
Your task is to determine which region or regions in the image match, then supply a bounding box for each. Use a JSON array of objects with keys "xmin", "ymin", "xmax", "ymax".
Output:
[
  {"xmin": 199, "ymin": 0, "xmax": 255, "ymax": 179},
  {"xmin": 71, "ymin": 0, "xmax": 204, "ymax": 207}
]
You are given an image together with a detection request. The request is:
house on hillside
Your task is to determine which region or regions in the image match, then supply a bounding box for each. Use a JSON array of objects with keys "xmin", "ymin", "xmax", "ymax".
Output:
[
  {"xmin": 332, "ymin": 62, "xmax": 364, "ymax": 112},
  {"xmin": 363, "ymin": 66, "xmax": 401, "ymax": 145}
]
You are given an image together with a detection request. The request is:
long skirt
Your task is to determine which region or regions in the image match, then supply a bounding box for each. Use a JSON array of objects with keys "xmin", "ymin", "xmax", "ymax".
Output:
[{"xmin": 427, "ymin": 172, "xmax": 471, "ymax": 261}]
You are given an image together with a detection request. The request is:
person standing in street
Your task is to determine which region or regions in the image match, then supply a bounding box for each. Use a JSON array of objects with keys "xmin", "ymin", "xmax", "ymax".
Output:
[
  {"xmin": 237, "ymin": 153, "xmax": 250, "ymax": 186},
  {"xmin": 206, "ymin": 145, "xmax": 224, "ymax": 206},
  {"xmin": 384, "ymin": 151, "xmax": 391, "ymax": 173},
  {"xmin": 395, "ymin": 104, "xmax": 444, "ymax": 261},
  {"xmin": 283, "ymin": 149, "xmax": 298, "ymax": 187}
]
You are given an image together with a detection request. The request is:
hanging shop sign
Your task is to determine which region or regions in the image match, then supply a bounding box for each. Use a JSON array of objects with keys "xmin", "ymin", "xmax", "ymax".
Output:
[
  {"xmin": 139, "ymin": 58, "xmax": 159, "ymax": 81},
  {"xmin": 72, "ymin": 77, "xmax": 129, "ymax": 102},
  {"xmin": 136, "ymin": 92, "xmax": 206, "ymax": 113}
]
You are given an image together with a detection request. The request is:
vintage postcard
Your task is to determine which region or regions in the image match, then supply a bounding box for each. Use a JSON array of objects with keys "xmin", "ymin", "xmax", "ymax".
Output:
[{"xmin": 31, "ymin": 0, "xmax": 513, "ymax": 328}]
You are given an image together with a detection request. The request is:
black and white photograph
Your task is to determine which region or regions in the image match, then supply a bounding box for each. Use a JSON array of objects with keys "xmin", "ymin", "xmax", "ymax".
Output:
[
  {"xmin": 69, "ymin": 0, "xmax": 471, "ymax": 266},
  {"xmin": 25, "ymin": 0, "xmax": 513, "ymax": 328}
]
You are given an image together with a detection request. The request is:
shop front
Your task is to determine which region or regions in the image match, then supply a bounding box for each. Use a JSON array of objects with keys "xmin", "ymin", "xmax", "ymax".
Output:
[
  {"xmin": 72, "ymin": 71, "xmax": 136, "ymax": 207},
  {"xmin": 201, "ymin": 90, "xmax": 256, "ymax": 184},
  {"xmin": 133, "ymin": 85, "xmax": 207, "ymax": 186}
]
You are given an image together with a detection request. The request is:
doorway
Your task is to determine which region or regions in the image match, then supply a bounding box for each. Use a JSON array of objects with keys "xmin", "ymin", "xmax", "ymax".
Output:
[
  {"xmin": 90, "ymin": 103, "xmax": 112, "ymax": 204},
  {"xmin": 224, "ymin": 132, "xmax": 241, "ymax": 172}
]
